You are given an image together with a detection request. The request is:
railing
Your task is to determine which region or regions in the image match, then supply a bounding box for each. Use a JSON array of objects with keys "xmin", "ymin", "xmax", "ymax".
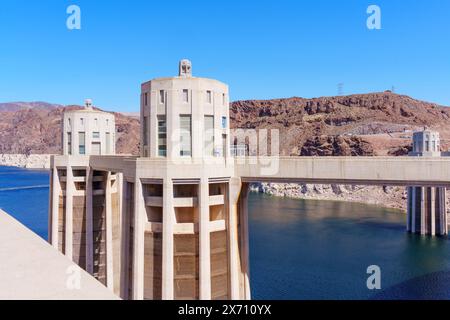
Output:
[{"xmin": 230, "ymin": 145, "xmax": 248, "ymax": 157}]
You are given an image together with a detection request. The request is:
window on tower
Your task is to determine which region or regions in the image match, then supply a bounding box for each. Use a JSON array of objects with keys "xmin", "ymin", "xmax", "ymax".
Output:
[
  {"xmin": 143, "ymin": 116, "xmax": 149, "ymax": 146},
  {"xmin": 79, "ymin": 132, "xmax": 86, "ymax": 155},
  {"xmin": 221, "ymin": 117, "xmax": 227, "ymax": 129},
  {"xmin": 180, "ymin": 115, "xmax": 192, "ymax": 156},
  {"xmin": 204, "ymin": 116, "xmax": 214, "ymax": 156},
  {"xmin": 182, "ymin": 89, "xmax": 189, "ymax": 103},
  {"xmin": 158, "ymin": 115, "xmax": 167, "ymax": 157},
  {"xmin": 159, "ymin": 90, "xmax": 165, "ymax": 104},
  {"xmin": 206, "ymin": 90, "xmax": 212, "ymax": 103},
  {"xmin": 67, "ymin": 132, "xmax": 72, "ymax": 155}
]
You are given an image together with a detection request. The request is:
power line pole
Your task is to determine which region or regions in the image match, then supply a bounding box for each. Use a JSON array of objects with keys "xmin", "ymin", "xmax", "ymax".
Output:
[{"xmin": 337, "ymin": 83, "xmax": 344, "ymax": 96}]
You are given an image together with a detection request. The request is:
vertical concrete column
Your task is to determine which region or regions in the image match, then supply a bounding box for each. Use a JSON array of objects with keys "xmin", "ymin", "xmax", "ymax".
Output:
[
  {"xmin": 192, "ymin": 88, "xmax": 202, "ymax": 159},
  {"xmin": 411, "ymin": 187, "xmax": 416, "ymax": 233},
  {"xmin": 65, "ymin": 165, "xmax": 74, "ymax": 260},
  {"xmin": 150, "ymin": 91, "xmax": 158, "ymax": 158},
  {"xmin": 139, "ymin": 93, "xmax": 145, "ymax": 157},
  {"xmin": 85, "ymin": 167, "xmax": 94, "ymax": 274},
  {"xmin": 51, "ymin": 166, "xmax": 60, "ymax": 248},
  {"xmin": 442, "ymin": 188, "xmax": 448, "ymax": 235},
  {"xmin": 431, "ymin": 188, "xmax": 436, "ymax": 236},
  {"xmin": 105, "ymin": 172, "xmax": 114, "ymax": 290},
  {"xmin": 120, "ymin": 180, "xmax": 130, "ymax": 299},
  {"xmin": 199, "ymin": 178, "xmax": 211, "ymax": 300},
  {"xmin": 73, "ymin": 116, "xmax": 79, "ymax": 156},
  {"xmin": 117, "ymin": 173, "xmax": 123, "ymax": 242},
  {"xmin": 420, "ymin": 188, "xmax": 426, "ymax": 235},
  {"xmin": 132, "ymin": 178, "xmax": 145, "ymax": 300},
  {"xmin": 213, "ymin": 93, "xmax": 222, "ymax": 157},
  {"xmin": 228, "ymin": 178, "xmax": 242, "ymax": 300},
  {"xmin": 406, "ymin": 187, "xmax": 411, "ymax": 232},
  {"xmin": 240, "ymin": 183, "xmax": 251, "ymax": 300},
  {"xmin": 437, "ymin": 187, "xmax": 447, "ymax": 236},
  {"xmin": 162, "ymin": 179, "xmax": 174, "ymax": 300},
  {"xmin": 166, "ymin": 90, "xmax": 178, "ymax": 159},
  {"xmin": 48, "ymin": 166, "xmax": 53, "ymax": 243},
  {"xmin": 86, "ymin": 115, "xmax": 92, "ymax": 155}
]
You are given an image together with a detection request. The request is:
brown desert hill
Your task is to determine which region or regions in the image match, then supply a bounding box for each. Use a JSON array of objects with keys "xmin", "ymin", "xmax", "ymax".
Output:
[
  {"xmin": 0, "ymin": 105, "xmax": 140, "ymax": 155},
  {"xmin": 1, "ymin": 92, "xmax": 450, "ymax": 157},
  {"xmin": 230, "ymin": 91, "xmax": 450, "ymax": 156},
  {"xmin": 0, "ymin": 101, "xmax": 63, "ymax": 112}
]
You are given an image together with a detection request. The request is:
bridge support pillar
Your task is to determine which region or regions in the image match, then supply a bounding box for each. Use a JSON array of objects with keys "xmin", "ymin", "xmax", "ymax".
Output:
[{"xmin": 407, "ymin": 186, "xmax": 447, "ymax": 236}]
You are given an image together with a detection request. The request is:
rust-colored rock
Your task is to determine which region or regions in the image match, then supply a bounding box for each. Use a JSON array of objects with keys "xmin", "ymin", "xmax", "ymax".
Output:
[{"xmin": 300, "ymin": 135, "xmax": 374, "ymax": 156}]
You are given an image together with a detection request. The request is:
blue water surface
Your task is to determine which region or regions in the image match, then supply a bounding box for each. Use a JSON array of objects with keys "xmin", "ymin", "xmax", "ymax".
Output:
[{"xmin": 0, "ymin": 166, "xmax": 49, "ymax": 239}]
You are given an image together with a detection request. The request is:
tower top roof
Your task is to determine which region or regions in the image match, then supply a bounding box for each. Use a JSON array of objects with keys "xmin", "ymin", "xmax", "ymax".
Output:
[
  {"xmin": 85, "ymin": 99, "xmax": 93, "ymax": 110},
  {"xmin": 179, "ymin": 59, "xmax": 192, "ymax": 78}
]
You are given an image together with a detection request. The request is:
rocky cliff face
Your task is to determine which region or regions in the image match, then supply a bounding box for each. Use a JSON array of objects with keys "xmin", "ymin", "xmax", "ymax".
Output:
[
  {"xmin": 230, "ymin": 91, "xmax": 450, "ymax": 156},
  {"xmin": 300, "ymin": 135, "xmax": 374, "ymax": 156}
]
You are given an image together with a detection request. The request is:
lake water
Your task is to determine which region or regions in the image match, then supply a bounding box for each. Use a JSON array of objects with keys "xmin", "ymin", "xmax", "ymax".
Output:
[
  {"xmin": 0, "ymin": 166, "xmax": 49, "ymax": 239},
  {"xmin": 2, "ymin": 166, "xmax": 450, "ymax": 300}
]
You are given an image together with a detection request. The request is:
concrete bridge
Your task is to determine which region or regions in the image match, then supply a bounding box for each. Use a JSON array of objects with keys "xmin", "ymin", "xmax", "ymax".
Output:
[{"xmin": 235, "ymin": 156, "xmax": 450, "ymax": 187}]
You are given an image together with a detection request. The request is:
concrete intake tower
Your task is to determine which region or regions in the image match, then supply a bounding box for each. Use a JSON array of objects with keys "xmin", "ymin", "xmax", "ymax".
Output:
[{"xmin": 49, "ymin": 61, "xmax": 251, "ymax": 300}]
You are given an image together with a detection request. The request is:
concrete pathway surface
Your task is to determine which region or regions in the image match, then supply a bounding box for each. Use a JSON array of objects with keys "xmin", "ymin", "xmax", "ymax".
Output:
[{"xmin": 0, "ymin": 209, "xmax": 120, "ymax": 300}]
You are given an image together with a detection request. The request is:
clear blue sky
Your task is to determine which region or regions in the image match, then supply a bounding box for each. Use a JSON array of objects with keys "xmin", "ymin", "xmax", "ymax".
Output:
[{"xmin": 0, "ymin": 0, "xmax": 449, "ymax": 112}]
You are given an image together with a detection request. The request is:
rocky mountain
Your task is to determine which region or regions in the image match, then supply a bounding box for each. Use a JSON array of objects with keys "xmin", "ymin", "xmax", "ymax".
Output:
[
  {"xmin": 300, "ymin": 135, "xmax": 374, "ymax": 156},
  {"xmin": 230, "ymin": 91, "xmax": 450, "ymax": 156},
  {"xmin": 1, "ymin": 92, "xmax": 450, "ymax": 157},
  {"xmin": 0, "ymin": 102, "xmax": 62, "ymax": 112}
]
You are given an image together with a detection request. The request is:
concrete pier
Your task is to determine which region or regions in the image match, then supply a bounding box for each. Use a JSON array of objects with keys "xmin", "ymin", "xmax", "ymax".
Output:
[
  {"xmin": 406, "ymin": 130, "xmax": 448, "ymax": 236},
  {"xmin": 407, "ymin": 187, "xmax": 447, "ymax": 236}
]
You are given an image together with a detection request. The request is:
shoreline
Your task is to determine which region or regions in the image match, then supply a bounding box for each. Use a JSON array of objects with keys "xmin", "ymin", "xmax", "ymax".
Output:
[
  {"xmin": 249, "ymin": 182, "xmax": 408, "ymax": 213},
  {"xmin": 0, "ymin": 154, "xmax": 51, "ymax": 169},
  {"xmin": 249, "ymin": 189, "xmax": 406, "ymax": 214}
]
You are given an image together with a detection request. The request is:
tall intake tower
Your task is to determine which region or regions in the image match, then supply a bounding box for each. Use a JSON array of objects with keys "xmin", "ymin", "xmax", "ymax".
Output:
[
  {"xmin": 124, "ymin": 59, "xmax": 249, "ymax": 300},
  {"xmin": 49, "ymin": 100, "xmax": 122, "ymax": 295},
  {"xmin": 48, "ymin": 61, "xmax": 251, "ymax": 300},
  {"xmin": 407, "ymin": 130, "xmax": 447, "ymax": 236}
]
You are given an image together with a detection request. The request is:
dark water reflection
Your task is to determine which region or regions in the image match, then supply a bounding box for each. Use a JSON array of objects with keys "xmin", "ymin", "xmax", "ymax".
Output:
[{"xmin": 248, "ymin": 193, "xmax": 450, "ymax": 300}]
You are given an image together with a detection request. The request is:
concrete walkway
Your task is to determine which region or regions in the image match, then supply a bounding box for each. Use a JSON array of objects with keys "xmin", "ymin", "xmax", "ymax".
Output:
[{"xmin": 0, "ymin": 209, "xmax": 119, "ymax": 300}]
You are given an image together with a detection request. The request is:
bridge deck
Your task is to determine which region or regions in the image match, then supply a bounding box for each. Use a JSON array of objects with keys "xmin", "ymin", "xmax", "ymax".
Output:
[{"xmin": 235, "ymin": 157, "xmax": 450, "ymax": 187}]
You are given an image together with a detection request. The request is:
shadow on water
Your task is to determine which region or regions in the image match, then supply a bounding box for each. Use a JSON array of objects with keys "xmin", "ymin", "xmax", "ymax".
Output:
[{"xmin": 372, "ymin": 271, "xmax": 450, "ymax": 300}]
